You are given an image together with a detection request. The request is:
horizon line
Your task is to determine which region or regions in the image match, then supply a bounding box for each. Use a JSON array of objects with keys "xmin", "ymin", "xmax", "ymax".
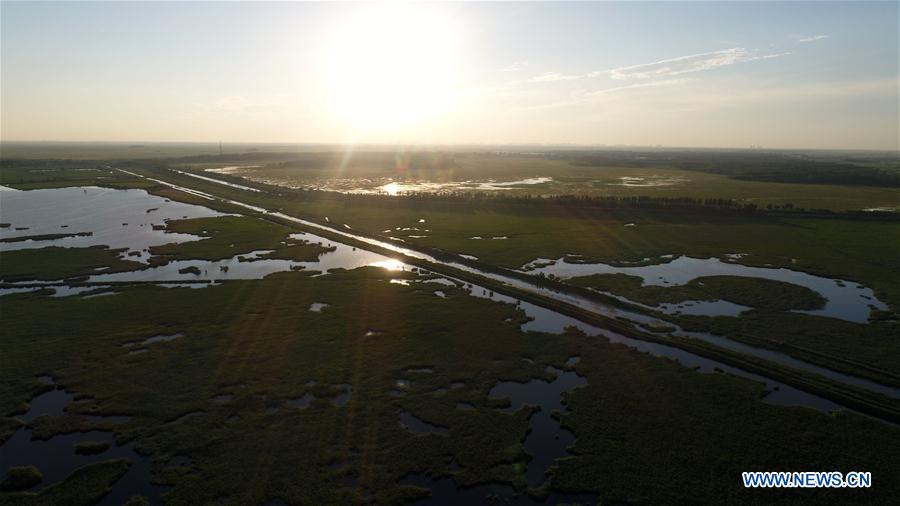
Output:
[{"xmin": 1, "ymin": 140, "xmax": 897, "ymax": 154}]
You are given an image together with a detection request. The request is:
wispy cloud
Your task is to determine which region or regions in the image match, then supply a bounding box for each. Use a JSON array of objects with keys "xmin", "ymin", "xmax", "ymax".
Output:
[
  {"xmin": 609, "ymin": 48, "xmax": 789, "ymax": 80},
  {"xmin": 506, "ymin": 46, "xmax": 789, "ymax": 93},
  {"xmin": 501, "ymin": 61, "xmax": 529, "ymax": 72},
  {"xmin": 793, "ymin": 34, "xmax": 829, "ymax": 43},
  {"xmin": 523, "ymin": 72, "xmax": 583, "ymax": 83},
  {"xmin": 515, "ymin": 78, "xmax": 692, "ymax": 112},
  {"xmin": 587, "ymin": 78, "xmax": 690, "ymax": 96}
]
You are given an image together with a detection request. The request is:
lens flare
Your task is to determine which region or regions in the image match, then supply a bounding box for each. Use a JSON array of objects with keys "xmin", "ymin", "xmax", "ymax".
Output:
[{"xmin": 322, "ymin": 4, "xmax": 462, "ymax": 130}]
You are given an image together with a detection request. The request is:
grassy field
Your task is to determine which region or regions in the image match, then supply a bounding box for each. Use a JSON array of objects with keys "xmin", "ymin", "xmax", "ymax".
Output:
[
  {"xmin": 5, "ymin": 163, "xmax": 900, "ymax": 381},
  {"xmin": 114, "ymin": 168, "xmax": 900, "ymax": 386},
  {"xmin": 134, "ymin": 167, "xmax": 900, "ymax": 311},
  {"xmin": 0, "ymin": 142, "xmax": 328, "ymax": 160},
  {"xmin": 675, "ymin": 309, "xmax": 900, "ymax": 382},
  {"xmin": 2, "ymin": 151, "xmax": 896, "ymax": 211},
  {"xmin": 182, "ymin": 154, "xmax": 900, "ymax": 212},
  {"xmin": 568, "ymin": 274, "xmax": 827, "ymax": 311},
  {"xmin": 3, "ymin": 267, "xmax": 900, "ymax": 504},
  {"xmin": 2, "ymin": 156, "xmax": 899, "ymax": 503},
  {"xmin": 147, "ymin": 216, "xmax": 333, "ymax": 264},
  {"xmin": 0, "ymin": 164, "xmax": 900, "ymax": 504},
  {"xmin": 4, "ymin": 460, "xmax": 131, "ymax": 505},
  {"xmin": 0, "ymin": 162, "xmax": 154, "ymax": 191},
  {"xmin": 0, "ymin": 246, "xmax": 143, "ymax": 282},
  {"xmin": 564, "ymin": 274, "xmax": 900, "ymax": 379}
]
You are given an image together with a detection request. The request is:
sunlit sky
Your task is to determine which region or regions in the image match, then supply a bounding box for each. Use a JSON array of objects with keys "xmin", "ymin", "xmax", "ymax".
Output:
[{"xmin": 2, "ymin": 1, "xmax": 898, "ymax": 150}]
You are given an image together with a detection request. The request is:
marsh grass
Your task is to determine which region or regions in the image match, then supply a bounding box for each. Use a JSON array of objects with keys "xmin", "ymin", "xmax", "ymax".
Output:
[
  {"xmin": 148, "ymin": 216, "xmax": 332, "ymax": 264},
  {"xmin": 2, "ymin": 268, "xmax": 900, "ymax": 504},
  {"xmin": 568, "ymin": 274, "xmax": 827, "ymax": 311},
  {"xmin": 0, "ymin": 246, "xmax": 143, "ymax": 282}
]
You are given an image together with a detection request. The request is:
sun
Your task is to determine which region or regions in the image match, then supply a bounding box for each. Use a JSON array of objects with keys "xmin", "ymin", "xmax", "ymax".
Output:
[{"xmin": 322, "ymin": 5, "xmax": 461, "ymax": 130}]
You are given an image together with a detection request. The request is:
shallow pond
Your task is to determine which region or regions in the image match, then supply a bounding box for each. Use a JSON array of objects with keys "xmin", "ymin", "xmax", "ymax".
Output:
[
  {"xmin": 5, "ymin": 174, "xmax": 895, "ymax": 503},
  {"xmin": 51, "ymin": 285, "xmax": 113, "ymax": 297},
  {"xmin": 0, "ymin": 286, "xmax": 42, "ymax": 297},
  {"xmin": 0, "ymin": 186, "xmax": 224, "ymax": 262},
  {"xmin": 332, "ymin": 384, "xmax": 353, "ymax": 407},
  {"xmin": 371, "ymin": 177, "xmax": 554, "ymax": 195},
  {"xmin": 512, "ymin": 293, "xmax": 899, "ymax": 403},
  {"xmin": 204, "ymin": 166, "xmax": 261, "ymax": 175},
  {"xmin": 607, "ymin": 175, "xmax": 689, "ymax": 187},
  {"xmin": 0, "ymin": 380, "xmax": 167, "ymax": 504},
  {"xmin": 657, "ymin": 299, "xmax": 751, "ymax": 317},
  {"xmin": 22, "ymin": 176, "xmax": 891, "ymax": 412},
  {"xmin": 85, "ymin": 232, "xmax": 393, "ymax": 283},
  {"xmin": 178, "ymin": 174, "xmax": 894, "ymax": 407},
  {"xmin": 489, "ymin": 365, "xmax": 586, "ymax": 487},
  {"xmin": 523, "ymin": 255, "xmax": 887, "ymax": 323},
  {"xmin": 184, "ymin": 166, "xmax": 555, "ymax": 196},
  {"xmin": 399, "ymin": 411, "xmax": 449, "ymax": 435},
  {"xmin": 286, "ymin": 393, "xmax": 314, "ymax": 409}
]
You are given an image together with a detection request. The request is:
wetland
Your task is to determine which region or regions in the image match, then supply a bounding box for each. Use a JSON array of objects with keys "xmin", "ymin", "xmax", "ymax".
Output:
[{"xmin": 2, "ymin": 149, "xmax": 899, "ymax": 505}]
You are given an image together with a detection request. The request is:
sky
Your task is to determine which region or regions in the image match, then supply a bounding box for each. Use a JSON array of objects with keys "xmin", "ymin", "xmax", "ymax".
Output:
[{"xmin": 1, "ymin": 1, "xmax": 898, "ymax": 150}]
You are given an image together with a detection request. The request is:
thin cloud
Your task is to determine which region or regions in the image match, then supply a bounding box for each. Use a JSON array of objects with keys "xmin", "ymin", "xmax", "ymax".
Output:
[
  {"xmin": 524, "ymin": 72, "xmax": 583, "ymax": 83},
  {"xmin": 753, "ymin": 52, "xmax": 792, "ymax": 61},
  {"xmin": 609, "ymin": 48, "xmax": 789, "ymax": 80},
  {"xmin": 587, "ymin": 78, "xmax": 690, "ymax": 96},
  {"xmin": 501, "ymin": 61, "xmax": 529, "ymax": 72},
  {"xmin": 795, "ymin": 34, "xmax": 829, "ymax": 43},
  {"xmin": 516, "ymin": 78, "xmax": 691, "ymax": 112}
]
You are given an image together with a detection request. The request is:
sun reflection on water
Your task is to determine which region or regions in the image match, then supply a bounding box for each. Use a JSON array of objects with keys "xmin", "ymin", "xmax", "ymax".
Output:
[
  {"xmin": 381, "ymin": 182, "xmax": 400, "ymax": 196},
  {"xmin": 369, "ymin": 259, "xmax": 406, "ymax": 271}
]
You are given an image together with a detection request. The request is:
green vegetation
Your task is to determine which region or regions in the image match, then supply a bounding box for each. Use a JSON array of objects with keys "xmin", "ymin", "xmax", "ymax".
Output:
[
  {"xmin": 0, "ymin": 418, "xmax": 23, "ymax": 445},
  {"xmin": 566, "ymin": 274, "xmax": 900, "ymax": 383},
  {"xmin": 0, "ymin": 466, "xmax": 42, "ymax": 491},
  {"xmin": 568, "ymin": 150, "xmax": 900, "ymax": 187},
  {"xmin": 260, "ymin": 242, "xmax": 336, "ymax": 262},
  {"xmin": 2, "ymin": 268, "xmax": 899, "ymax": 503},
  {"xmin": 181, "ymin": 152, "xmax": 900, "ymax": 211},
  {"xmin": 139, "ymin": 167, "xmax": 900, "ymax": 311},
  {"xmin": 2, "ymin": 149, "xmax": 897, "ymax": 210},
  {"xmin": 148, "ymin": 216, "xmax": 333, "ymax": 264},
  {"xmin": 676, "ymin": 311, "xmax": 900, "ymax": 385},
  {"xmin": 0, "ymin": 141, "xmax": 320, "ymax": 160},
  {"xmin": 568, "ymin": 274, "xmax": 827, "ymax": 311},
  {"xmin": 122, "ymin": 496, "xmax": 149, "ymax": 506},
  {"xmin": 0, "ymin": 159, "xmax": 149, "ymax": 190},
  {"xmin": 74, "ymin": 441, "xmax": 111, "ymax": 455},
  {"xmin": 126, "ymin": 167, "xmax": 900, "ymax": 385},
  {"xmin": 0, "ymin": 246, "xmax": 142, "ymax": 282},
  {"xmin": 3, "ymin": 153, "xmax": 900, "ymax": 503},
  {"xmin": 27, "ymin": 413, "xmax": 119, "ymax": 442},
  {"xmin": 0, "ymin": 232, "xmax": 92, "ymax": 244},
  {"xmin": 555, "ymin": 336, "xmax": 900, "ymax": 504},
  {"xmin": 1, "ymin": 460, "xmax": 130, "ymax": 506}
]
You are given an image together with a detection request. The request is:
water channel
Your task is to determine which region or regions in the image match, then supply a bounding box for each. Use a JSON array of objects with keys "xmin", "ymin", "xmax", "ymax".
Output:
[{"xmin": 2, "ymin": 171, "xmax": 896, "ymax": 503}]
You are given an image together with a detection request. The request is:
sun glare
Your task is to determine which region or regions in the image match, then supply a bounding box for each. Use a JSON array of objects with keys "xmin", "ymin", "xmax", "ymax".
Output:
[
  {"xmin": 381, "ymin": 182, "xmax": 400, "ymax": 196},
  {"xmin": 323, "ymin": 5, "xmax": 461, "ymax": 130},
  {"xmin": 369, "ymin": 259, "xmax": 406, "ymax": 271}
]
